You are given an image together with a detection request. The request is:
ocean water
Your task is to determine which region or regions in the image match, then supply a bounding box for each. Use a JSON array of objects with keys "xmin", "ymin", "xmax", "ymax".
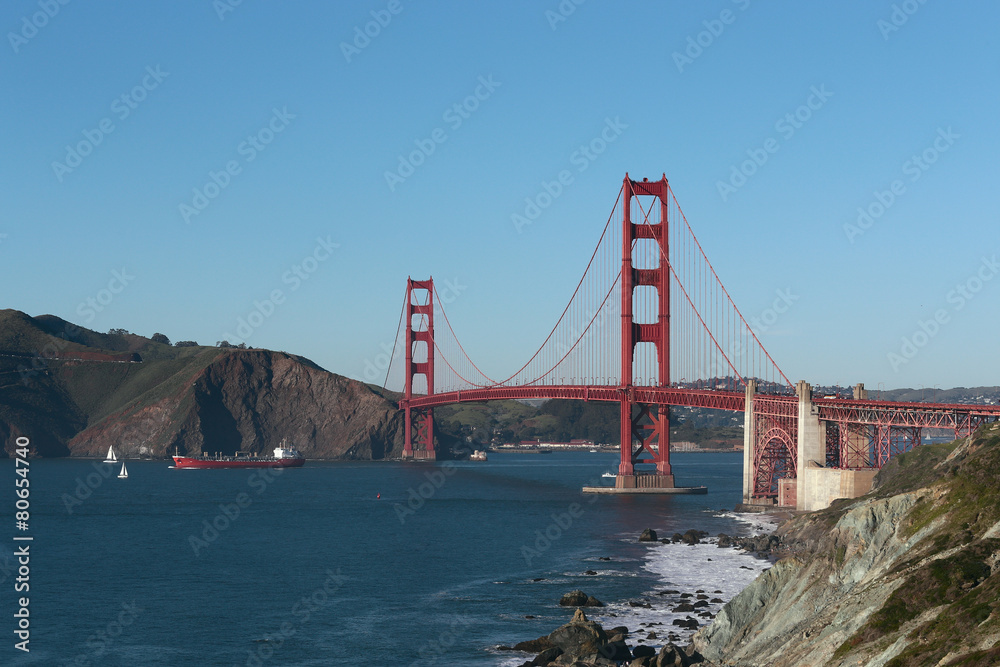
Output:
[{"xmin": 1, "ymin": 451, "xmax": 774, "ymax": 666}]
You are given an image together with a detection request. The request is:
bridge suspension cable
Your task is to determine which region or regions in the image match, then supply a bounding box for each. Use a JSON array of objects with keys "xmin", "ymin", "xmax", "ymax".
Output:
[{"xmin": 384, "ymin": 178, "xmax": 792, "ymax": 397}]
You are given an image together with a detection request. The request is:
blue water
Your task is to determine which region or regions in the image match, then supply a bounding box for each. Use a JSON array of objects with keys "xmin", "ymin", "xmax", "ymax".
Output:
[{"xmin": 0, "ymin": 452, "xmax": 766, "ymax": 665}]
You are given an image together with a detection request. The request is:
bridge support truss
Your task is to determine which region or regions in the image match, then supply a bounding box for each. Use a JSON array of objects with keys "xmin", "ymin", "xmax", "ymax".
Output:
[
  {"xmin": 617, "ymin": 175, "xmax": 674, "ymax": 489},
  {"xmin": 402, "ymin": 278, "xmax": 436, "ymax": 461}
]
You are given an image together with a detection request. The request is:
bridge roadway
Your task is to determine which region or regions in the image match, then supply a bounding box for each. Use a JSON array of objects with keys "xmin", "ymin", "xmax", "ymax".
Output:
[{"xmin": 405, "ymin": 385, "xmax": 1000, "ymax": 428}]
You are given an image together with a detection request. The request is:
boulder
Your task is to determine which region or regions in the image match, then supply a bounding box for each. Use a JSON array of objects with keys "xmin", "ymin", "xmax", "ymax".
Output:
[
  {"xmin": 559, "ymin": 590, "xmax": 589, "ymax": 606},
  {"xmin": 547, "ymin": 618, "xmax": 608, "ymax": 657},
  {"xmin": 530, "ymin": 646, "xmax": 563, "ymax": 665},
  {"xmin": 513, "ymin": 637, "xmax": 555, "ymax": 652},
  {"xmin": 639, "ymin": 528, "xmax": 658, "ymax": 542},
  {"xmin": 672, "ymin": 603, "xmax": 695, "ymax": 612},
  {"xmin": 633, "ymin": 644, "xmax": 657, "ymax": 658},
  {"xmin": 656, "ymin": 642, "xmax": 694, "ymax": 667}
]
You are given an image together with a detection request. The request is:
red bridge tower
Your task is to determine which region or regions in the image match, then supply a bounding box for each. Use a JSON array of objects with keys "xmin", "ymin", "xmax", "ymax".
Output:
[
  {"xmin": 402, "ymin": 277, "xmax": 436, "ymax": 460},
  {"xmin": 618, "ymin": 175, "xmax": 673, "ymax": 488}
]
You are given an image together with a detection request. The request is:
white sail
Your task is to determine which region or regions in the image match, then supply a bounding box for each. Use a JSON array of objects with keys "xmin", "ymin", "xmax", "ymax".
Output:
[
  {"xmin": 118, "ymin": 462, "xmax": 128, "ymax": 479},
  {"xmin": 104, "ymin": 446, "xmax": 117, "ymax": 463}
]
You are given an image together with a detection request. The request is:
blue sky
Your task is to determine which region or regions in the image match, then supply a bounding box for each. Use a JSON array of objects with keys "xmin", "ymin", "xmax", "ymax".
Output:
[{"xmin": 2, "ymin": 1, "xmax": 997, "ymax": 391}]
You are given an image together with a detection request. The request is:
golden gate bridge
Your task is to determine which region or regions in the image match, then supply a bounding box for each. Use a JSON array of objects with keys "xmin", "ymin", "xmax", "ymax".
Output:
[{"xmin": 383, "ymin": 175, "xmax": 1000, "ymax": 510}]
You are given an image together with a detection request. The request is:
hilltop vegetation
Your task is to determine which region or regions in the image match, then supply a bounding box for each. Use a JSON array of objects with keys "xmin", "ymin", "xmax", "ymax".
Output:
[{"xmin": 434, "ymin": 400, "xmax": 744, "ymax": 449}]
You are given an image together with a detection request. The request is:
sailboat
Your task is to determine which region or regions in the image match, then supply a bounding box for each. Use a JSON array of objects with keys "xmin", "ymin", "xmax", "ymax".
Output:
[
  {"xmin": 118, "ymin": 462, "xmax": 128, "ymax": 479},
  {"xmin": 104, "ymin": 445, "xmax": 118, "ymax": 463}
]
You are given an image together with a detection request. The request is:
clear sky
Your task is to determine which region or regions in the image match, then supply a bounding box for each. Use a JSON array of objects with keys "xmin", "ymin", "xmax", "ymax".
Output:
[{"xmin": 2, "ymin": 1, "xmax": 997, "ymax": 391}]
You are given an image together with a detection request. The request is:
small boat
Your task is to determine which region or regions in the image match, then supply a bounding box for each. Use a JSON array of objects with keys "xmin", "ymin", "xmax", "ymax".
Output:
[
  {"xmin": 104, "ymin": 445, "xmax": 118, "ymax": 463},
  {"xmin": 470, "ymin": 450, "xmax": 488, "ymax": 461},
  {"xmin": 118, "ymin": 462, "xmax": 128, "ymax": 479},
  {"xmin": 601, "ymin": 471, "xmax": 616, "ymax": 478},
  {"xmin": 589, "ymin": 449, "xmax": 598, "ymax": 453}
]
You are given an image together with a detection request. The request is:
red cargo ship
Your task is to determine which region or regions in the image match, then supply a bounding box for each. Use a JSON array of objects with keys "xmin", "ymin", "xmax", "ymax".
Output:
[{"xmin": 171, "ymin": 442, "xmax": 305, "ymax": 469}]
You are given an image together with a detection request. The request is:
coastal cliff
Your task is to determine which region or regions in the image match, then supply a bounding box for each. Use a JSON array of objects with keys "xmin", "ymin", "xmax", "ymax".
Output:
[
  {"xmin": 694, "ymin": 425, "xmax": 1000, "ymax": 667},
  {"xmin": 0, "ymin": 310, "xmax": 404, "ymax": 459}
]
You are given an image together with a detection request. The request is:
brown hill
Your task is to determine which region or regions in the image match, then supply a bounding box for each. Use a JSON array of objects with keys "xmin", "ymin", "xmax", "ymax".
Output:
[{"xmin": 0, "ymin": 310, "xmax": 404, "ymax": 459}]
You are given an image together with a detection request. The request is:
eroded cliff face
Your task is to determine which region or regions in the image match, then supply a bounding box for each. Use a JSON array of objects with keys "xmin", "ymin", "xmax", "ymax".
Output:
[
  {"xmin": 67, "ymin": 350, "xmax": 405, "ymax": 460},
  {"xmin": 694, "ymin": 426, "xmax": 1000, "ymax": 667}
]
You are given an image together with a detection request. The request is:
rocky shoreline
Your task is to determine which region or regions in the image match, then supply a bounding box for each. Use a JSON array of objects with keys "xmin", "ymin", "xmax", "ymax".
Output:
[{"xmin": 496, "ymin": 523, "xmax": 782, "ymax": 667}]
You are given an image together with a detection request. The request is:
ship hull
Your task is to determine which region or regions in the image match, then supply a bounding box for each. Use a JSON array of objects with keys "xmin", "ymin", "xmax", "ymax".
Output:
[{"xmin": 171, "ymin": 456, "xmax": 305, "ymax": 469}]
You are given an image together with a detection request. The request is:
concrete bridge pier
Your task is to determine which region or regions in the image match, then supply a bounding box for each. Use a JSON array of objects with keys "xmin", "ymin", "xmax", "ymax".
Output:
[{"xmin": 793, "ymin": 380, "xmax": 876, "ymax": 511}]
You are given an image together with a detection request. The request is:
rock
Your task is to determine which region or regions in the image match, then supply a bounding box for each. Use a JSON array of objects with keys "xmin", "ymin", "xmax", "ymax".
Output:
[
  {"xmin": 572, "ymin": 608, "xmax": 588, "ymax": 623},
  {"xmin": 710, "ymin": 598, "xmax": 723, "ymax": 603},
  {"xmin": 628, "ymin": 600, "xmax": 652, "ymax": 608},
  {"xmin": 547, "ymin": 618, "xmax": 608, "ymax": 658},
  {"xmin": 657, "ymin": 642, "xmax": 699, "ymax": 666},
  {"xmin": 609, "ymin": 626, "xmax": 630, "ymax": 637},
  {"xmin": 673, "ymin": 602, "xmax": 695, "ymax": 612},
  {"xmin": 513, "ymin": 637, "xmax": 555, "ymax": 653},
  {"xmin": 717, "ymin": 533, "xmax": 733, "ymax": 548},
  {"xmin": 598, "ymin": 556, "xmax": 611, "ymax": 561},
  {"xmin": 603, "ymin": 639, "xmax": 633, "ymax": 662},
  {"xmin": 633, "ymin": 644, "xmax": 657, "ymax": 658},
  {"xmin": 646, "ymin": 631, "xmax": 658, "ymax": 639},
  {"xmin": 693, "ymin": 600, "xmax": 709, "ymax": 608},
  {"xmin": 584, "ymin": 569, "xmax": 598, "ymax": 575},
  {"xmin": 533, "ymin": 578, "xmax": 546, "ymax": 582},
  {"xmin": 586, "ymin": 595, "xmax": 605, "ymax": 607},
  {"xmin": 695, "ymin": 594, "xmax": 708, "ymax": 599},
  {"xmin": 559, "ymin": 590, "xmax": 588, "ymax": 606},
  {"xmin": 639, "ymin": 528, "xmax": 659, "ymax": 542},
  {"xmin": 681, "ymin": 529, "xmax": 708, "ymax": 545},
  {"xmin": 530, "ymin": 646, "xmax": 563, "ymax": 665}
]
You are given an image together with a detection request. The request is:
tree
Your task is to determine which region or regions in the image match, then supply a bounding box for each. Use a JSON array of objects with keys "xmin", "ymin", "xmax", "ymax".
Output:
[
  {"xmin": 108, "ymin": 328, "xmax": 130, "ymax": 336},
  {"xmin": 174, "ymin": 340, "xmax": 198, "ymax": 347},
  {"xmin": 216, "ymin": 340, "xmax": 233, "ymax": 348},
  {"xmin": 151, "ymin": 333, "xmax": 170, "ymax": 345}
]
